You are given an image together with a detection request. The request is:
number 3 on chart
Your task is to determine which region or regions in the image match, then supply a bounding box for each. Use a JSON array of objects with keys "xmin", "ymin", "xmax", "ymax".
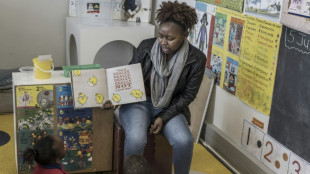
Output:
[{"xmin": 291, "ymin": 161, "xmax": 301, "ymax": 174}]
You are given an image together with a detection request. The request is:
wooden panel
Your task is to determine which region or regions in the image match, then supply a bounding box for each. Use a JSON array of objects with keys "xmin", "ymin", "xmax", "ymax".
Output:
[
  {"xmin": 72, "ymin": 108, "xmax": 113, "ymax": 173},
  {"xmin": 189, "ymin": 69, "xmax": 215, "ymax": 142}
]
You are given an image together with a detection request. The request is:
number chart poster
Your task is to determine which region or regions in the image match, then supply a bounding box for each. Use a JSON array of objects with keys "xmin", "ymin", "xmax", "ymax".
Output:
[
  {"xmin": 15, "ymin": 85, "xmax": 55, "ymax": 172},
  {"xmin": 17, "ymin": 130, "xmax": 54, "ymax": 172},
  {"xmin": 16, "ymin": 85, "xmax": 54, "ymax": 109},
  {"xmin": 56, "ymin": 85, "xmax": 74, "ymax": 108},
  {"xmin": 57, "ymin": 104, "xmax": 94, "ymax": 171},
  {"xmin": 16, "ymin": 106, "xmax": 54, "ymax": 171},
  {"xmin": 211, "ymin": 7, "xmax": 245, "ymax": 96},
  {"xmin": 236, "ymin": 15, "xmax": 282, "ymax": 116},
  {"xmin": 242, "ymin": 120, "xmax": 310, "ymax": 174},
  {"xmin": 198, "ymin": 0, "xmax": 244, "ymax": 12}
]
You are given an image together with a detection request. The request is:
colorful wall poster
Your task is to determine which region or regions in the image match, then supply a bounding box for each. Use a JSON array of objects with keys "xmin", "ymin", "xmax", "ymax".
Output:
[
  {"xmin": 56, "ymin": 85, "xmax": 74, "ymax": 108},
  {"xmin": 210, "ymin": 7, "xmax": 245, "ymax": 95},
  {"xmin": 228, "ymin": 17, "xmax": 245, "ymax": 56},
  {"xmin": 16, "ymin": 85, "xmax": 53, "ymax": 109},
  {"xmin": 213, "ymin": 12, "xmax": 228, "ymax": 48},
  {"xmin": 17, "ymin": 108, "xmax": 54, "ymax": 131},
  {"xmin": 16, "ymin": 96, "xmax": 55, "ymax": 172},
  {"xmin": 191, "ymin": 1, "xmax": 216, "ymax": 56},
  {"xmin": 57, "ymin": 108, "xmax": 93, "ymax": 130},
  {"xmin": 17, "ymin": 130, "xmax": 54, "ymax": 152},
  {"xmin": 280, "ymin": 0, "xmax": 310, "ymax": 34},
  {"xmin": 288, "ymin": 0, "xmax": 310, "ymax": 18},
  {"xmin": 244, "ymin": 0, "xmax": 282, "ymax": 21},
  {"xmin": 17, "ymin": 130, "xmax": 54, "ymax": 172},
  {"xmin": 57, "ymin": 107, "xmax": 93, "ymax": 170},
  {"xmin": 58, "ymin": 129, "xmax": 93, "ymax": 170},
  {"xmin": 210, "ymin": 53, "xmax": 223, "ymax": 85},
  {"xmin": 223, "ymin": 57, "xmax": 239, "ymax": 95},
  {"xmin": 198, "ymin": 0, "xmax": 244, "ymax": 12},
  {"xmin": 236, "ymin": 15, "xmax": 282, "ymax": 115}
]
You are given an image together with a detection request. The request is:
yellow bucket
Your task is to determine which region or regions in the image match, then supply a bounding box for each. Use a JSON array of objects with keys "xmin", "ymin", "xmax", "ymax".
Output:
[{"xmin": 33, "ymin": 57, "xmax": 54, "ymax": 79}]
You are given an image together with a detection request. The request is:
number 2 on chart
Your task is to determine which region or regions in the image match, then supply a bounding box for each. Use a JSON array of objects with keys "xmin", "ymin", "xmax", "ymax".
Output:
[{"xmin": 264, "ymin": 141, "xmax": 273, "ymax": 163}]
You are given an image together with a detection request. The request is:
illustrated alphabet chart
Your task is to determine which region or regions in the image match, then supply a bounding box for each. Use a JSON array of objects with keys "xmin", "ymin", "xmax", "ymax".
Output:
[{"xmin": 242, "ymin": 120, "xmax": 310, "ymax": 174}]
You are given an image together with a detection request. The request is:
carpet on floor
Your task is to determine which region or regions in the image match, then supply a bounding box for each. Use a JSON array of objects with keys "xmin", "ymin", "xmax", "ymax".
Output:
[{"xmin": 0, "ymin": 114, "xmax": 17, "ymax": 174}]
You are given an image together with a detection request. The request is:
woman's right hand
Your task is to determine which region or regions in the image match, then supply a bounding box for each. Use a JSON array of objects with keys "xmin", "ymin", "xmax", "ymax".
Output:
[
  {"xmin": 100, "ymin": 100, "xmax": 114, "ymax": 110},
  {"xmin": 150, "ymin": 117, "xmax": 163, "ymax": 134}
]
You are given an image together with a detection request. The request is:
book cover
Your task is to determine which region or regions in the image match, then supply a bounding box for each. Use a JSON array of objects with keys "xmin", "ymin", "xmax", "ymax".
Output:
[{"xmin": 71, "ymin": 63, "xmax": 146, "ymax": 108}]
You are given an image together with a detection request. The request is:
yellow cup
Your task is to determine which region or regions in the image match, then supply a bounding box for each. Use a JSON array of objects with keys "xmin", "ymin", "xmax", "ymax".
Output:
[{"xmin": 33, "ymin": 58, "xmax": 54, "ymax": 79}]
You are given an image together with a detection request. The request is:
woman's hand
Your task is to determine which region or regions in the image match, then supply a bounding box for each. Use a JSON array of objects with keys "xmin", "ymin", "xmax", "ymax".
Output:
[
  {"xmin": 150, "ymin": 117, "xmax": 163, "ymax": 134},
  {"xmin": 100, "ymin": 100, "xmax": 114, "ymax": 110}
]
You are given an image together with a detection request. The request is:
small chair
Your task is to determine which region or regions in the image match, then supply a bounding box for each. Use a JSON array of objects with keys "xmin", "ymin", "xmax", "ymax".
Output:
[{"xmin": 113, "ymin": 108, "xmax": 173, "ymax": 174}]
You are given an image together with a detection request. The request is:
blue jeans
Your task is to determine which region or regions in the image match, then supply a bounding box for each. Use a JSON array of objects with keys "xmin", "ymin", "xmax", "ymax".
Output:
[{"xmin": 119, "ymin": 98, "xmax": 194, "ymax": 174}]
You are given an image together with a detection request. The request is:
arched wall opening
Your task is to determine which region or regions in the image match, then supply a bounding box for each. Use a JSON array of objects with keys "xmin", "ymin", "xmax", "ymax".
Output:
[{"xmin": 94, "ymin": 40, "xmax": 136, "ymax": 69}]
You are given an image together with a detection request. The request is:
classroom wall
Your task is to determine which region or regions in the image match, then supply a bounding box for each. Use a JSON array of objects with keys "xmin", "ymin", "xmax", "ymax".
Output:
[
  {"xmin": 0, "ymin": 0, "xmax": 195, "ymax": 70},
  {"xmin": 210, "ymin": 86, "xmax": 269, "ymax": 144},
  {"xmin": 153, "ymin": 0, "xmax": 269, "ymax": 151},
  {"xmin": 0, "ymin": 0, "xmax": 254, "ymax": 146},
  {"xmin": 1, "ymin": 0, "xmax": 268, "ymax": 171},
  {"xmin": 0, "ymin": 0, "xmax": 69, "ymax": 69}
]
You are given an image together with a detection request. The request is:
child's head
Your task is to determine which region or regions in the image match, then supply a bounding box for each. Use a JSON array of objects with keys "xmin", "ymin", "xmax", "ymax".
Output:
[
  {"xmin": 23, "ymin": 135, "xmax": 65, "ymax": 166},
  {"xmin": 123, "ymin": 155, "xmax": 152, "ymax": 174}
]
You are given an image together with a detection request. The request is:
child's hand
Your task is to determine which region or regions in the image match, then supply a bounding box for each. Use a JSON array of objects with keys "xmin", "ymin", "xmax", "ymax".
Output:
[
  {"xmin": 150, "ymin": 118, "xmax": 163, "ymax": 134},
  {"xmin": 100, "ymin": 100, "xmax": 114, "ymax": 110}
]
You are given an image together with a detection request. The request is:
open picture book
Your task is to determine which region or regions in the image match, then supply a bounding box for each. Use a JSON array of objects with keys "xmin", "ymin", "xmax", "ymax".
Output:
[{"xmin": 70, "ymin": 63, "xmax": 146, "ymax": 109}]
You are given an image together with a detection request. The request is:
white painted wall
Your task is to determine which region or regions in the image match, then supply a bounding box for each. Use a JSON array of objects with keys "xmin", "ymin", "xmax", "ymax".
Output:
[
  {"xmin": 0, "ymin": 0, "xmax": 69, "ymax": 69},
  {"xmin": 0, "ymin": 0, "xmax": 195, "ymax": 69},
  {"xmin": 0, "ymin": 0, "xmax": 264, "ymax": 150},
  {"xmin": 211, "ymin": 86, "xmax": 270, "ymax": 142}
]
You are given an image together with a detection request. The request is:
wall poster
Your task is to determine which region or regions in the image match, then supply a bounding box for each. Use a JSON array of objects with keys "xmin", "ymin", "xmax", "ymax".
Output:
[
  {"xmin": 244, "ymin": 0, "xmax": 282, "ymax": 21},
  {"xmin": 210, "ymin": 7, "xmax": 245, "ymax": 96},
  {"xmin": 198, "ymin": 0, "xmax": 244, "ymax": 12},
  {"xmin": 236, "ymin": 15, "xmax": 282, "ymax": 115}
]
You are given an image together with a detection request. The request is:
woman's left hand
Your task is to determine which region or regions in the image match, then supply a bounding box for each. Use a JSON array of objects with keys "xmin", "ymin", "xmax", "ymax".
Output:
[
  {"xmin": 100, "ymin": 100, "xmax": 114, "ymax": 110},
  {"xmin": 150, "ymin": 117, "xmax": 163, "ymax": 134}
]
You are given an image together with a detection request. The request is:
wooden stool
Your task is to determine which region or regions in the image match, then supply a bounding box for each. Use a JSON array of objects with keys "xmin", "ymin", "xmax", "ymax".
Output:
[{"xmin": 113, "ymin": 112, "xmax": 172, "ymax": 174}]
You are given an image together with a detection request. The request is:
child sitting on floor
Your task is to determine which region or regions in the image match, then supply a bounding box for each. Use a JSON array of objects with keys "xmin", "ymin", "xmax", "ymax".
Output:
[{"xmin": 23, "ymin": 135, "xmax": 68, "ymax": 174}]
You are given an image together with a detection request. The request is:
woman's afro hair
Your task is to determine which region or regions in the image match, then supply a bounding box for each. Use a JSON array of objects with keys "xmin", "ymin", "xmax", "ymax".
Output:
[{"xmin": 156, "ymin": 1, "xmax": 197, "ymax": 31}]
